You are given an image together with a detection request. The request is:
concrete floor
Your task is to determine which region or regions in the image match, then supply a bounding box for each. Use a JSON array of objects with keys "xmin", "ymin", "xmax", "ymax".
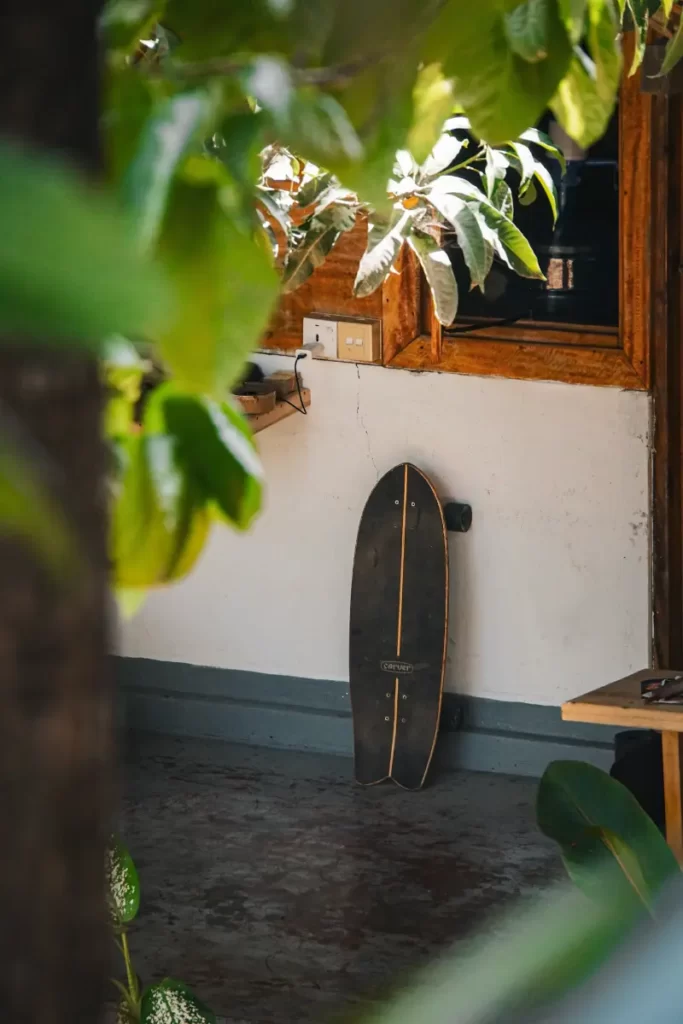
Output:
[{"xmin": 120, "ymin": 734, "xmax": 560, "ymax": 1023}]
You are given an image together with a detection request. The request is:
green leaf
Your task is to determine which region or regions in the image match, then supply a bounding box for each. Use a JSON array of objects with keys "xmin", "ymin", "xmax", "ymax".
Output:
[
  {"xmin": 519, "ymin": 178, "xmax": 538, "ymax": 204},
  {"xmin": 144, "ymin": 384, "xmax": 263, "ymax": 530},
  {"xmin": 476, "ymin": 202, "xmax": 544, "ymax": 279},
  {"xmin": 558, "ymin": 0, "xmax": 587, "ymax": 43},
  {"xmin": 504, "ymin": 0, "xmax": 553, "ymax": 62},
  {"xmin": 156, "ymin": 177, "xmax": 279, "ymax": 394},
  {"xmin": 484, "ymin": 146, "xmax": 509, "ymax": 198},
  {"xmin": 537, "ymin": 761, "xmax": 680, "ymax": 913},
  {"xmin": 510, "ymin": 141, "xmax": 536, "ymax": 190},
  {"xmin": 422, "ymin": 134, "xmax": 464, "ymax": 179},
  {"xmin": 491, "ymin": 179, "xmax": 514, "ymax": 218},
  {"xmin": 550, "ymin": 52, "xmax": 615, "ymax": 150},
  {"xmin": 0, "ymin": 142, "xmax": 166, "ymax": 347},
  {"xmin": 519, "ymin": 127, "xmax": 567, "ymax": 173},
  {"xmin": 106, "ymin": 838, "xmax": 140, "ymax": 925},
  {"xmin": 163, "ymin": 0, "xmax": 288, "ymax": 60},
  {"xmin": 296, "ymin": 171, "xmax": 334, "ymax": 208},
  {"xmin": 282, "ymin": 204, "xmax": 357, "ymax": 292},
  {"xmin": 423, "ymin": 0, "xmax": 572, "ymax": 143},
  {"xmin": 661, "ymin": 17, "xmax": 683, "ymax": 75},
  {"xmin": 407, "ymin": 64, "xmax": 456, "ymax": 164},
  {"xmin": 122, "ymin": 90, "xmax": 212, "ymax": 255},
  {"xmin": 141, "ymin": 978, "xmax": 215, "ymax": 1024},
  {"xmin": 532, "ymin": 159, "xmax": 559, "ymax": 222},
  {"xmin": 361, "ymin": 878, "xmax": 637, "ymax": 1023},
  {"xmin": 407, "ymin": 230, "xmax": 458, "ymax": 325},
  {"xmin": 111, "ymin": 433, "xmax": 210, "ymax": 587},
  {"xmin": 115, "ymin": 587, "xmax": 148, "ymax": 619},
  {"xmin": 100, "ymin": 0, "xmax": 163, "ymax": 54},
  {"xmin": 353, "ymin": 211, "xmax": 414, "ymax": 298},
  {"xmin": 0, "ymin": 417, "xmax": 82, "ymax": 583},
  {"xmin": 429, "ymin": 194, "xmax": 488, "ymax": 289},
  {"xmin": 625, "ymin": 0, "xmax": 649, "ymax": 73}
]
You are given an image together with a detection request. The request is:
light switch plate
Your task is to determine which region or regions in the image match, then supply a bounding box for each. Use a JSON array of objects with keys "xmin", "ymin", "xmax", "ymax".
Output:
[
  {"xmin": 303, "ymin": 316, "xmax": 337, "ymax": 358},
  {"xmin": 336, "ymin": 319, "xmax": 381, "ymax": 363}
]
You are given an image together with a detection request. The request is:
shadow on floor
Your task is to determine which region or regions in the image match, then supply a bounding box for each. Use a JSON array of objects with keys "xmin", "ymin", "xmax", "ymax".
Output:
[{"xmin": 121, "ymin": 733, "xmax": 560, "ymax": 1023}]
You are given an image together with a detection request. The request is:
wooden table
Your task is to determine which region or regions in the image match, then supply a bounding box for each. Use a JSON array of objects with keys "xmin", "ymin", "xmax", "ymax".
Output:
[{"xmin": 563, "ymin": 669, "xmax": 683, "ymax": 861}]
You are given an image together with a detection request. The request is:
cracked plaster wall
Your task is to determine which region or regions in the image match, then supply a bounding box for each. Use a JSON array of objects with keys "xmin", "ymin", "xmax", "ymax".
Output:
[{"xmin": 120, "ymin": 354, "xmax": 651, "ymax": 706}]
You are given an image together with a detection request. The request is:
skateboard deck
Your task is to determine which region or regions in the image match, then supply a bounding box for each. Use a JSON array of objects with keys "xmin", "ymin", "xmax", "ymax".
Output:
[{"xmin": 349, "ymin": 463, "xmax": 448, "ymax": 790}]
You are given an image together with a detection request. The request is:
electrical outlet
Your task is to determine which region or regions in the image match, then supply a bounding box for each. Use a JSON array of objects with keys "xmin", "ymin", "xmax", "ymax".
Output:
[
  {"xmin": 336, "ymin": 319, "xmax": 381, "ymax": 363},
  {"xmin": 303, "ymin": 317, "xmax": 337, "ymax": 358}
]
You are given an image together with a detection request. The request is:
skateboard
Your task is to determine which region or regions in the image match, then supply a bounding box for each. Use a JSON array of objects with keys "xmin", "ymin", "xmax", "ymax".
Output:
[{"xmin": 349, "ymin": 463, "xmax": 449, "ymax": 790}]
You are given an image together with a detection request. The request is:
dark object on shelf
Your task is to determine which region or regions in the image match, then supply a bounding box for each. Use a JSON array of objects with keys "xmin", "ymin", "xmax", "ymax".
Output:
[
  {"xmin": 611, "ymin": 730, "xmax": 665, "ymax": 833},
  {"xmin": 349, "ymin": 463, "xmax": 448, "ymax": 790},
  {"xmin": 444, "ymin": 501, "xmax": 472, "ymax": 533},
  {"xmin": 233, "ymin": 382, "xmax": 276, "ymax": 415},
  {"xmin": 237, "ymin": 362, "xmax": 265, "ymax": 386},
  {"xmin": 641, "ymin": 673, "xmax": 683, "ymax": 704}
]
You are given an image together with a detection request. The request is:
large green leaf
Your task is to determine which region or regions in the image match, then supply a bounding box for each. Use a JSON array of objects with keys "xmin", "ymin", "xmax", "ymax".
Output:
[
  {"xmin": 537, "ymin": 760, "xmax": 680, "ymax": 913},
  {"xmin": 111, "ymin": 433, "xmax": 210, "ymax": 587},
  {"xmin": 0, "ymin": 143, "xmax": 166, "ymax": 347},
  {"xmin": 141, "ymin": 979, "xmax": 215, "ymax": 1024},
  {"xmin": 407, "ymin": 230, "xmax": 458, "ymax": 325},
  {"xmin": 144, "ymin": 384, "xmax": 263, "ymax": 530},
  {"xmin": 428, "ymin": 194, "xmax": 488, "ymax": 290},
  {"xmin": 282, "ymin": 204, "xmax": 357, "ymax": 292},
  {"xmin": 362, "ymin": 878, "xmax": 638, "ymax": 1023},
  {"xmin": 504, "ymin": 0, "xmax": 555, "ymax": 63},
  {"xmin": 163, "ymin": 0, "xmax": 289, "ymax": 60},
  {"xmin": 407, "ymin": 64, "xmax": 456, "ymax": 165},
  {"xmin": 551, "ymin": 51, "xmax": 613, "ymax": 149},
  {"xmin": 353, "ymin": 211, "xmax": 414, "ymax": 298},
  {"xmin": 532, "ymin": 159, "xmax": 559, "ymax": 222},
  {"xmin": 558, "ymin": 0, "xmax": 587, "ymax": 43},
  {"xmin": 106, "ymin": 838, "xmax": 140, "ymax": 925},
  {"xmin": 122, "ymin": 90, "xmax": 212, "ymax": 254},
  {"xmin": 423, "ymin": 0, "xmax": 572, "ymax": 143},
  {"xmin": 156, "ymin": 177, "xmax": 279, "ymax": 394}
]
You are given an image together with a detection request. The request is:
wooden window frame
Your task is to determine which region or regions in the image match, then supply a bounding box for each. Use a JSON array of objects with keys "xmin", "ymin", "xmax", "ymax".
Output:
[{"xmin": 389, "ymin": 43, "xmax": 652, "ymax": 390}]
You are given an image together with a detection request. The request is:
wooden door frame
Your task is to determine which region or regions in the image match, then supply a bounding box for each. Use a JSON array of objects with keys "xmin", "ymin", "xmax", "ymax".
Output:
[{"xmin": 652, "ymin": 92, "xmax": 683, "ymax": 669}]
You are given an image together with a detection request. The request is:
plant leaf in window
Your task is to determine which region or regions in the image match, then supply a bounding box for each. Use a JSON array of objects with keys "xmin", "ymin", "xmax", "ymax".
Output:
[{"xmin": 407, "ymin": 229, "xmax": 458, "ymax": 325}]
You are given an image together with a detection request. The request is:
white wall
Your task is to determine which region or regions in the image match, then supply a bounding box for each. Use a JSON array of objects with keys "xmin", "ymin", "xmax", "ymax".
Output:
[{"xmin": 120, "ymin": 355, "xmax": 651, "ymax": 706}]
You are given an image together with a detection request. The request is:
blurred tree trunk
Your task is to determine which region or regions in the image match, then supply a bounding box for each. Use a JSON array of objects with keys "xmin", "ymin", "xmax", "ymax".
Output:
[{"xmin": 0, "ymin": 3, "xmax": 112, "ymax": 1023}]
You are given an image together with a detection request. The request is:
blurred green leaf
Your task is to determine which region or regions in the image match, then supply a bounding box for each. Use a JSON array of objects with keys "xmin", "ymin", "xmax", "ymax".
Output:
[
  {"xmin": 363, "ymin": 878, "xmax": 637, "ymax": 1023},
  {"xmin": 214, "ymin": 111, "xmax": 265, "ymax": 191},
  {"xmin": 661, "ymin": 16, "xmax": 683, "ymax": 75},
  {"xmin": 156, "ymin": 177, "xmax": 279, "ymax": 394},
  {"xmin": 519, "ymin": 178, "xmax": 538, "ymax": 204},
  {"xmin": 103, "ymin": 67, "xmax": 154, "ymax": 187},
  {"xmin": 144, "ymin": 383, "xmax": 263, "ymax": 529},
  {"xmin": 407, "ymin": 230, "xmax": 458, "ymax": 325},
  {"xmin": 353, "ymin": 211, "xmax": 414, "ymax": 298},
  {"xmin": 100, "ymin": 0, "xmax": 164, "ymax": 54},
  {"xmin": 141, "ymin": 978, "xmax": 215, "ymax": 1024},
  {"xmin": 551, "ymin": 51, "xmax": 615, "ymax": 149},
  {"xmin": 111, "ymin": 433, "xmax": 210, "ymax": 587},
  {"xmin": 407, "ymin": 64, "xmax": 456, "ymax": 165},
  {"xmin": 122, "ymin": 90, "xmax": 212, "ymax": 253},
  {"xmin": 558, "ymin": 0, "xmax": 587, "ymax": 43},
  {"xmin": 282, "ymin": 204, "xmax": 356, "ymax": 292},
  {"xmin": 505, "ymin": 0, "xmax": 554, "ymax": 63},
  {"xmin": 537, "ymin": 761, "xmax": 680, "ymax": 913},
  {"xmin": 423, "ymin": 0, "xmax": 572, "ymax": 143},
  {"xmin": 115, "ymin": 587, "xmax": 148, "ymax": 619},
  {"xmin": 106, "ymin": 838, "xmax": 140, "ymax": 925},
  {"xmin": 163, "ymin": 0, "xmax": 287, "ymax": 60},
  {"xmin": 0, "ymin": 143, "xmax": 166, "ymax": 347},
  {"xmin": 624, "ymin": 0, "xmax": 649, "ymax": 73}
]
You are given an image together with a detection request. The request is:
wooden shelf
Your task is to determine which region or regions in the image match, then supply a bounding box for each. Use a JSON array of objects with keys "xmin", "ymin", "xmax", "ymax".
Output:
[{"xmin": 248, "ymin": 388, "xmax": 311, "ymax": 434}]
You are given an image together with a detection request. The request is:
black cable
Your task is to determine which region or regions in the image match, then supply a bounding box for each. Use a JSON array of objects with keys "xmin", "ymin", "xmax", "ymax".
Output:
[{"xmin": 280, "ymin": 351, "xmax": 308, "ymax": 415}]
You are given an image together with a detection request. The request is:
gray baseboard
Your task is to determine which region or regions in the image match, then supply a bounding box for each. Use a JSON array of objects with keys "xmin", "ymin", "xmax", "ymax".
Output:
[{"xmin": 115, "ymin": 656, "xmax": 620, "ymax": 778}]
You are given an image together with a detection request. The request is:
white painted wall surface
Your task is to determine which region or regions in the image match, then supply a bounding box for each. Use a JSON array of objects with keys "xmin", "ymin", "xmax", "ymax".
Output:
[{"xmin": 120, "ymin": 355, "xmax": 651, "ymax": 706}]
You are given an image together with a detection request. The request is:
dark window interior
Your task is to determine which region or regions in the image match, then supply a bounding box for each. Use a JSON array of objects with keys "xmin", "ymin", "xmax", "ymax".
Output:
[{"xmin": 444, "ymin": 110, "xmax": 619, "ymax": 333}]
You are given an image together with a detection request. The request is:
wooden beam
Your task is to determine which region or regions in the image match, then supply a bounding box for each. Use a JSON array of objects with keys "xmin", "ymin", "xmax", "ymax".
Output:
[{"xmin": 663, "ymin": 731, "xmax": 683, "ymax": 863}]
